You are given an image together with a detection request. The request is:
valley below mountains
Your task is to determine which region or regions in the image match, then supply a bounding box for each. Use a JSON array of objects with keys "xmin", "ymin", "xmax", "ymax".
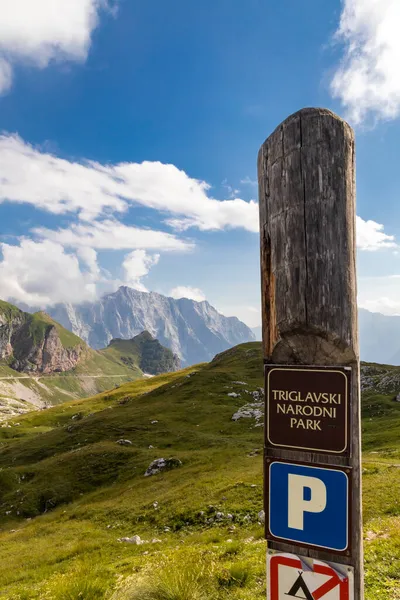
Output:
[{"xmin": 0, "ymin": 300, "xmax": 180, "ymax": 421}]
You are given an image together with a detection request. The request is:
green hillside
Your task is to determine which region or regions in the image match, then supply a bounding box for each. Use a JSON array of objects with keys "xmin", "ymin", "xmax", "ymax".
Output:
[
  {"xmin": 0, "ymin": 343, "xmax": 398, "ymax": 599},
  {"xmin": 1, "ymin": 302, "xmax": 169, "ymax": 419},
  {"xmin": 31, "ymin": 312, "xmax": 84, "ymax": 349},
  {"xmin": 0, "ymin": 342, "xmax": 142, "ymax": 421},
  {"xmin": 100, "ymin": 332, "xmax": 180, "ymax": 375}
]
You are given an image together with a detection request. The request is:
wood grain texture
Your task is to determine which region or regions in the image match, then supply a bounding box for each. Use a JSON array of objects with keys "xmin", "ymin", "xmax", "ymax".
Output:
[{"xmin": 258, "ymin": 107, "xmax": 363, "ymax": 598}]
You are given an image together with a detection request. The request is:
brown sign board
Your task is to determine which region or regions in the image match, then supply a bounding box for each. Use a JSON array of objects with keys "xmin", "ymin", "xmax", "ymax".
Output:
[{"xmin": 265, "ymin": 365, "xmax": 350, "ymax": 455}]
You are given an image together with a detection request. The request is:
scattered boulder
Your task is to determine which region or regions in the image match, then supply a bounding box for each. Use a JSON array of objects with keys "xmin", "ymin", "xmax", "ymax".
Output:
[
  {"xmin": 144, "ymin": 457, "xmax": 182, "ymax": 477},
  {"xmin": 258, "ymin": 510, "xmax": 265, "ymax": 524},
  {"xmin": 118, "ymin": 535, "xmax": 142, "ymax": 544},
  {"xmin": 116, "ymin": 439, "xmax": 132, "ymax": 446},
  {"xmin": 227, "ymin": 392, "xmax": 240, "ymax": 398},
  {"xmin": 232, "ymin": 404, "xmax": 263, "ymax": 422},
  {"xmin": 243, "ymin": 514, "xmax": 252, "ymax": 523}
]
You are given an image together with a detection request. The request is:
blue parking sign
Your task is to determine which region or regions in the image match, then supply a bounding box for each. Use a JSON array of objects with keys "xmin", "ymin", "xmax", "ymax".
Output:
[{"xmin": 267, "ymin": 460, "xmax": 350, "ymax": 553}]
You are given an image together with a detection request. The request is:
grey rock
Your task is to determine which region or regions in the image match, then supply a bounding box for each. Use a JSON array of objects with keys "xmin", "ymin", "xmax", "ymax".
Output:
[
  {"xmin": 258, "ymin": 510, "xmax": 265, "ymax": 524},
  {"xmin": 232, "ymin": 403, "xmax": 263, "ymax": 422},
  {"xmin": 243, "ymin": 514, "xmax": 252, "ymax": 523},
  {"xmin": 116, "ymin": 439, "xmax": 132, "ymax": 446},
  {"xmin": 118, "ymin": 535, "xmax": 142, "ymax": 544},
  {"xmin": 144, "ymin": 457, "xmax": 182, "ymax": 477}
]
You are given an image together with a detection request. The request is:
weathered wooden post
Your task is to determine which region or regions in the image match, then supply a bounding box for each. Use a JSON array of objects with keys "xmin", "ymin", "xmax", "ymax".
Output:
[{"xmin": 259, "ymin": 108, "xmax": 363, "ymax": 599}]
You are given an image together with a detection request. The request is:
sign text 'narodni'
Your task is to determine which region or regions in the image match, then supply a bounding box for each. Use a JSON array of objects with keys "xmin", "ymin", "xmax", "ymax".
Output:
[{"xmin": 266, "ymin": 366, "xmax": 350, "ymax": 454}]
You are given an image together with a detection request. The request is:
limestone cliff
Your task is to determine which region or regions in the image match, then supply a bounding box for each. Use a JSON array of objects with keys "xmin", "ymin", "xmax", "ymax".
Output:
[
  {"xmin": 0, "ymin": 301, "xmax": 85, "ymax": 374},
  {"xmin": 45, "ymin": 287, "xmax": 256, "ymax": 366}
]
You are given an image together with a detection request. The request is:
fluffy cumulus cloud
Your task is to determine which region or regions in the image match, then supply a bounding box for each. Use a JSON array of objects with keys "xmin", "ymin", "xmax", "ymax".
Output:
[
  {"xmin": 331, "ymin": 0, "xmax": 400, "ymax": 124},
  {"xmin": 0, "ymin": 134, "xmax": 259, "ymax": 230},
  {"xmin": 0, "ymin": 240, "xmax": 99, "ymax": 306},
  {"xmin": 169, "ymin": 286, "xmax": 206, "ymax": 302},
  {"xmin": 122, "ymin": 250, "xmax": 160, "ymax": 292},
  {"xmin": 0, "ymin": 0, "xmax": 115, "ymax": 94},
  {"xmin": 356, "ymin": 216, "xmax": 396, "ymax": 251},
  {"xmin": 0, "ymin": 239, "xmax": 162, "ymax": 307}
]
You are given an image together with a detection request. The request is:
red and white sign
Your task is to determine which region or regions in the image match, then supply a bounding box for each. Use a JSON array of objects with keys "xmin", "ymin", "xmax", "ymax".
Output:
[{"xmin": 267, "ymin": 552, "xmax": 354, "ymax": 600}]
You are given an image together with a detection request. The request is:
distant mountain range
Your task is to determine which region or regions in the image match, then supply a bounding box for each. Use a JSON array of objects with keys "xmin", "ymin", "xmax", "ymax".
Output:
[
  {"xmin": 13, "ymin": 287, "xmax": 398, "ymax": 366},
  {"xmin": 41, "ymin": 287, "xmax": 255, "ymax": 366},
  {"xmin": 359, "ymin": 308, "xmax": 400, "ymax": 365}
]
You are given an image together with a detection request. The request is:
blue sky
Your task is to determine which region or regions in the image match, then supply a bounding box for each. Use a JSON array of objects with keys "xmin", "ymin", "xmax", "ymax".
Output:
[{"xmin": 0, "ymin": 0, "xmax": 400, "ymax": 327}]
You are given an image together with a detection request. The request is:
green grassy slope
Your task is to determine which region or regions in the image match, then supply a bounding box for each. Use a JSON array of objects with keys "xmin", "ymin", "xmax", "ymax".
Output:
[
  {"xmin": 1, "ymin": 301, "xmax": 179, "ymax": 418},
  {"xmin": 32, "ymin": 312, "xmax": 84, "ymax": 349},
  {"xmin": 100, "ymin": 333, "xmax": 179, "ymax": 374},
  {"xmin": 0, "ymin": 343, "xmax": 398, "ymax": 599},
  {"xmin": 0, "ymin": 300, "xmax": 23, "ymax": 322},
  {"xmin": 0, "ymin": 346, "xmax": 142, "ymax": 420},
  {"xmin": 0, "ymin": 301, "xmax": 146, "ymax": 417}
]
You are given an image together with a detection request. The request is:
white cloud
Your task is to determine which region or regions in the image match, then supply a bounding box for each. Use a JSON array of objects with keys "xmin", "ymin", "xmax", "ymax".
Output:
[
  {"xmin": 0, "ymin": 134, "xmax": 259, "ymax": 231},
  {"xmin": 240, "ymin": 176, "xmax": 257, "ymax": 187},
  {"xmin": 169, "ymin": 286, "xmax": 206, "ymax": 302},
  {"xmin": 356, "ymin": 216, "xmax": 396, "ymax": 251},
  {"xmin": 122, "ymin": 250, "xmax": 159, "ymax": 292},
  {"xmin": 358, "ymin": 275, "xmax": 400, "ymax": 316},
  {"xmin": 331, "ymin": 0, "xmax": 400, "ymax": 124},
  {"xmin": 0, "ymin": 58, "xmax": 12, "ymax": 94},
  {"xmin": 0, "ymin": 239, "xmax": 99, "ymax": 307},
  {"xmin": 35, "ymin": 220, "xmax": 194, "ymax": 252},
  {"xmin": 0, "ymin": 240, "xmax": 162, "ymax": 307},
  {"xmin": 0, "ymin": 0, "xmax": 115, "ymax": 94},
  {"xmin": 77, "ymin": 246, "xmax": 100, "ymax": 279}
]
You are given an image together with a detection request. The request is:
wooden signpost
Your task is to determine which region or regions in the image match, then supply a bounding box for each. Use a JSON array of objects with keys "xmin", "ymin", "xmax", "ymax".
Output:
[{"xmin": 258, "ymin": 108, "xmax": 363, "ymax": 599}]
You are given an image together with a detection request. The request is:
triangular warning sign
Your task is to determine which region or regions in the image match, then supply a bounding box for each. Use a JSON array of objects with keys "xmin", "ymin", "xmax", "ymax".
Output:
[{"xmin": 285, "ymin": 571, "xmax": 314, "ymax": 600}]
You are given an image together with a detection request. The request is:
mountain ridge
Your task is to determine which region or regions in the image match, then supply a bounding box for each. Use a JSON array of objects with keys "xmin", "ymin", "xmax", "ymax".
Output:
[{"xmin": 41, "ymin": 286, "xmax": 256, "ymax": 365}]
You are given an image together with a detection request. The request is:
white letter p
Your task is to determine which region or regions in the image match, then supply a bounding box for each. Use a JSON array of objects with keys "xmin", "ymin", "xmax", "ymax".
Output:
[{"xmin": 288, "ymin": 474, "xmax": 327, "ymax": 530}]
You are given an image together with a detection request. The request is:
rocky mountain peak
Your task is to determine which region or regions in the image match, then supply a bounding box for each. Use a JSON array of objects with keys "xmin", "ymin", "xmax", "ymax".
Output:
[
  {"xmin": 44, "ymin": 287, "xmax": 255, "ymax": 366},
  {"xmin": 0, "ymin": 301, "xmax": 86, "ymax": 374}
]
